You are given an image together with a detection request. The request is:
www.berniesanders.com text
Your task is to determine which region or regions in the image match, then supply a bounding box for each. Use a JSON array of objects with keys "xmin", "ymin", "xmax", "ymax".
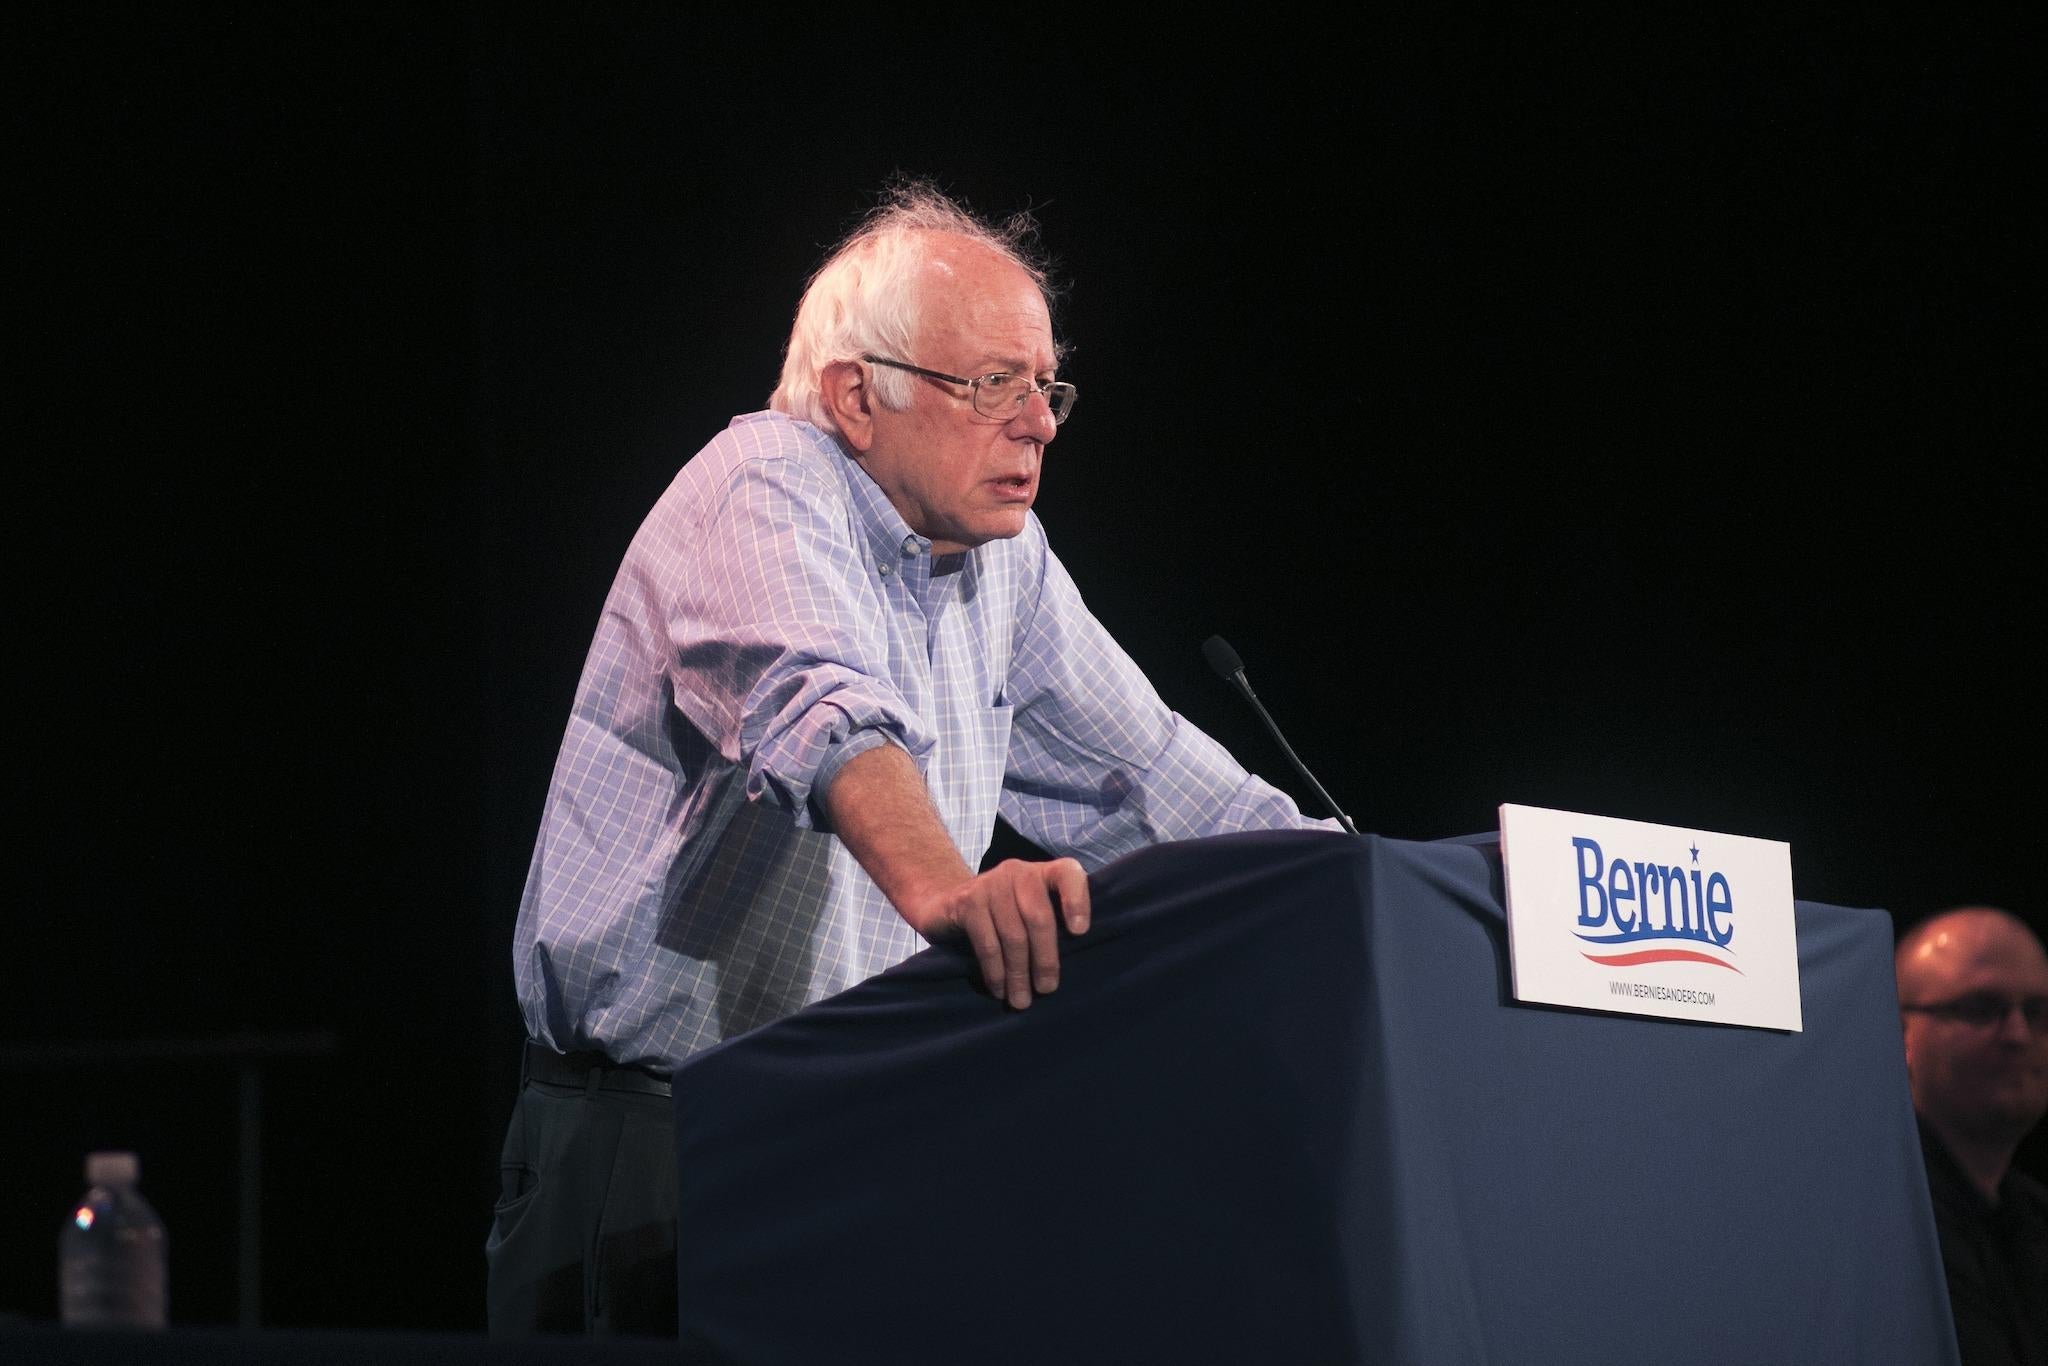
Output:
[{"xmin": 1610, "ymin": 980, "xmax": 1716, "ymax": 1006}]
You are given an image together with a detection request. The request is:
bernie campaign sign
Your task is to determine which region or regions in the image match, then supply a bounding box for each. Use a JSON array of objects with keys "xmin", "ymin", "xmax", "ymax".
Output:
[{"xmin": 1500, "ymin": 803, "xmax": 1801, "ymax": 1032}]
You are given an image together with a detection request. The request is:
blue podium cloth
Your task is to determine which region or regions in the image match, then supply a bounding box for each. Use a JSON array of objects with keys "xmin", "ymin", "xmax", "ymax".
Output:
[{"xmin": 670, "ymin": 830, "xmax": 1957, "ymax": 1365}]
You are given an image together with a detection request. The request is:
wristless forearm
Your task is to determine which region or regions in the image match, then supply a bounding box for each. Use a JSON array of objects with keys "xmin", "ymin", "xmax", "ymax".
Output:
[{"xmin": 819, "ymin": 741, "xmax": 973, "ymax": 931}]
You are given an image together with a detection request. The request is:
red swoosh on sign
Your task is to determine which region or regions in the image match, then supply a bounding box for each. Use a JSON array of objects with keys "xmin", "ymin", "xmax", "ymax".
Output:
[{"xmin": 1582, "ymin": 948, "xmax": 1743, "ymax": 974}]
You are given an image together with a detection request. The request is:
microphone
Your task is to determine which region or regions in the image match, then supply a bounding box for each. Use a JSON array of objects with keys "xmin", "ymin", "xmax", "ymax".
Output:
[{"xmin": 1202, "ymin": 635, "xmax": 1359, "ymax": 836}]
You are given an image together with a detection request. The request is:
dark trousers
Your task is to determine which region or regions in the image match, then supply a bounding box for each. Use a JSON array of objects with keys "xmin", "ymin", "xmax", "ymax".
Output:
[{"xmin": 485, "ymin": 1042, "xmax": 679, "ymax": 1337}]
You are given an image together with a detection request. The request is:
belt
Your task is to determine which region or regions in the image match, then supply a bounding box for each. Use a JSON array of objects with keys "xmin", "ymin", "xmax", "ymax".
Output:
[{"xmin": 523, "ymin": 1039, "xmax": 672, "ymax": 1098}]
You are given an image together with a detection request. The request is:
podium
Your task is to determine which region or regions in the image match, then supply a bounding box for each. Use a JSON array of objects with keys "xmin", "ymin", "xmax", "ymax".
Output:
[{"xmin": 669, "ymin": 830, "xmax": 1958, "ymax": 1364}]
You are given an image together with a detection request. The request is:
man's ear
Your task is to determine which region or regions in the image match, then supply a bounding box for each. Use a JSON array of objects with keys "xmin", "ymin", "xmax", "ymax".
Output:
[{"xmin": 821, "ymin": 359, "xmax": 875, "ymax": 453}]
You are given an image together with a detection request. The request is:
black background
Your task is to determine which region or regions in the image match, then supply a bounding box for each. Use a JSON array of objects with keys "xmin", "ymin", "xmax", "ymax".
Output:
[{"xmin": 9, "ymin": 6, "xmax": 2041, "ymax": 1332}]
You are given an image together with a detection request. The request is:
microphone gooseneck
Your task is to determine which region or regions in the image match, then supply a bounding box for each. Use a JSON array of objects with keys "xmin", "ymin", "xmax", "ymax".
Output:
[{"xmin": 1202, "ymin": 635, "xmax": 1359, "ymax": 836}]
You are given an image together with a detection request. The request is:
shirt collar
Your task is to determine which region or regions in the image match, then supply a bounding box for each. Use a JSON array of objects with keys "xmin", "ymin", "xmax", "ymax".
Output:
[{"xmin": 1916, "ymin": 1116, "xmax": 2023, "ymax": 1221}]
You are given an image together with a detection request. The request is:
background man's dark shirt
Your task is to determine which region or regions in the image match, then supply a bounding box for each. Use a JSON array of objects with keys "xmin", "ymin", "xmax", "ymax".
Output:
[{"xmin": 1920, "ymin": 1121, "xmax": 2048, "ymax": 1366}]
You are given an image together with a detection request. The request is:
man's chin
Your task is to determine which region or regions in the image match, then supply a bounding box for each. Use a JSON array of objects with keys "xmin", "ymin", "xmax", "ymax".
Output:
[{"xmin": 959, "ymin": 512, "xmax": 1030, "ymax": 547}]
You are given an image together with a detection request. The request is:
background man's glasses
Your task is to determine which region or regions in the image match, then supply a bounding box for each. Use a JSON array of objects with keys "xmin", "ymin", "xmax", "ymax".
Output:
[
  {"xmin": 1900, "ymin": 993, "xmax": 2048, "ymax": 1030},
  {"xmin": 865, "ymin": 356, "xmax": 1077, "ymax": 424}
]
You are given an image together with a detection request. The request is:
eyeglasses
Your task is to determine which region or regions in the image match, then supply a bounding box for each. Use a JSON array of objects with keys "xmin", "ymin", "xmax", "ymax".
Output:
[
  {"xmin": 1900, "ymin": 993, "xmax": 2048, "ymax": 1031},
  {"xmin": 863, "ymin": 356, "xmax": 1077, "ymax": 425}
]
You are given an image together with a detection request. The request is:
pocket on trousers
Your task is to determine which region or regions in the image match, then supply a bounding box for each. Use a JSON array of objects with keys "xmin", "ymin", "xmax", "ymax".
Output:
[
  {"xmin": 486, "ymin": 1100, "xmax": 543, "ymax": 1252},
  {"xmin": 485, "ymin": 1162, "xmax": 541, "ymax": 1252},
  {"xmin": 495, "ymin": 1161, "xmax": 539, "ymax": 1212}
]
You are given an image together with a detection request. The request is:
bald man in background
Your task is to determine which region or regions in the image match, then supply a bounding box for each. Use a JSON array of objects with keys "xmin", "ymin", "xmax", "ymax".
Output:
[{"xmin": 1897, "ymin": 906, "xmax": 2048, "ymax": 1366}]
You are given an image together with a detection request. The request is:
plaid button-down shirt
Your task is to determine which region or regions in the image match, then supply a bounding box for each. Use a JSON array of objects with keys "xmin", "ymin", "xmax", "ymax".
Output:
[{"xmin": 514, "ymin": 412, "xmax": 1327, "ymax": 1069}]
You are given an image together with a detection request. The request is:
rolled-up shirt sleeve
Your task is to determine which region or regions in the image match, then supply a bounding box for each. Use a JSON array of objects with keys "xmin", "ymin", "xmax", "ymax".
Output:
[
  {"xmin": 659, "ymin": 450, "xmax": 928, "ymax": 829},
  {"xmin": 1000, "ymin": 521, "xmax": 1335, "ymax": 868}
]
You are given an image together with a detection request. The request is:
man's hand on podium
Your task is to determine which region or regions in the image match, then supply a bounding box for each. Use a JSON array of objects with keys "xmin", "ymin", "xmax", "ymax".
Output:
[
  {"xmin": 823, "ymin": 742, "xmax": 1092, "ymax": 1010},
  {"xmin": 906, "ymin": 857, "xmax": 1092, "ymax": 1010}
]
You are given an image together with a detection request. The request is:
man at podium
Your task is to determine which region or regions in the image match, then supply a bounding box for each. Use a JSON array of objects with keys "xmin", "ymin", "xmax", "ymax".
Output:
[{"xmin": 485, "ymin": 181, "xmax": 1337, "ymax": 1337}]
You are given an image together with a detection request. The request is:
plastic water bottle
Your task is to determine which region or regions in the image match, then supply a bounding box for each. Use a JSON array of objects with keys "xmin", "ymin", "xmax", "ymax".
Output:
[{"xmin": 59, "ymin": 1151, "xmax": 168, "ymax": 1329}]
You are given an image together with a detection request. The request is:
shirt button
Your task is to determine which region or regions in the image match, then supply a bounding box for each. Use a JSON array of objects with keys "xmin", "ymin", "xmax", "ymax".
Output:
[
  {"xmin": 901, "ymin": 535, "xmax": 920, "ymax": 556},
  {"xmin": 878, "ymin": 562, "xmax": 892, "ymax": 577}
]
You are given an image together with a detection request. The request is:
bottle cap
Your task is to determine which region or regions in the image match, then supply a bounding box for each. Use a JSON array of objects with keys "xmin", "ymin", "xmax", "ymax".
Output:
[{"xmin": 85, "ymin": 1151, "xmax": 140, "ymax": 1185}]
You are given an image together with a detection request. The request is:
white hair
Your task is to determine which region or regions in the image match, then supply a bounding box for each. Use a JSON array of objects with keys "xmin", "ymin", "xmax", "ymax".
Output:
[{"xmin": 768, "ymin": 182, "xmax": 1055, "ymax": 435}]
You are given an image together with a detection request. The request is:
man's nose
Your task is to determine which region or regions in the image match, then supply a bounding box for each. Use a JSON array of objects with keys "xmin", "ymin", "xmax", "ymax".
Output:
[
  {"xmin": 1010, "ymin": 390, "xmax": 1058, "ymax": 442},
  {"xmin": 1991, "ymin": 1002, "xmax": 2044, "ymax": 1044}
]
